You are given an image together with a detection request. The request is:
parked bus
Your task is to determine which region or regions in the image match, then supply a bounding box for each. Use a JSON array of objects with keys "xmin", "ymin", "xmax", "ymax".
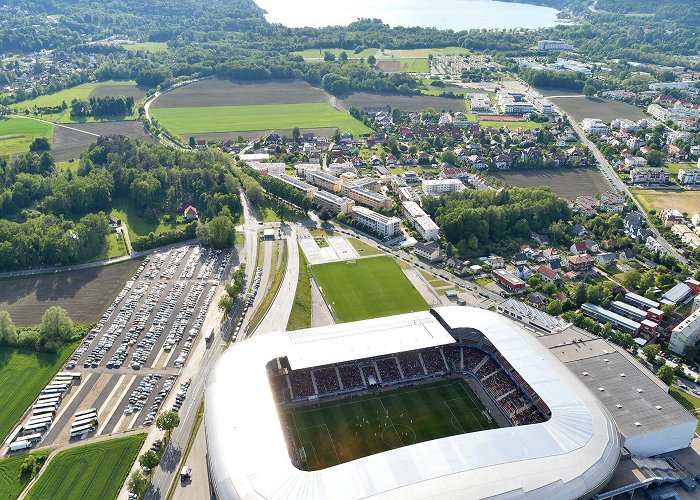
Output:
[
  {"xmin": 33, "ymin": 401, "xmax": 58, "ymax": 410},
  {"xmin": 40, "ymin": 388, "xmax": 65, "ymax": 396},
  {"xmin": 37, "ymin": 393, "xmax": 62, "ymax": 403},
  {"xmin": 27, "ymin": 416, "xmax": 52, "ymax": 426},
  {"xmin": 74, "ymin": 408, "xmax": 97, "ymax": 419},
  {"xmin": 73, "ymin": 415, "xmax": 98, "ymax": 428},
  {"xmin": 70, "ymin": 423, "xmax": 95, "ymax": 439},
  {"xmin": 44, "ymin": 383, "xmax": 69, "ymax": 391},
  {"xmin": 31, "ymin": 408, "xmax": 56, "ymax": 417},
  {"xmin": 205, "ymin": 328, "xmax": 215, "ymax": 345},
  {"xmin": 53, "ymin": 377, "xmax": 75, "ymax": 386},
  {"xmin": 22, "ymin": 433, "xmax": 42, "ymax": 443},
  {"xmin": 5, "ymin": 425, "xmax": 22, "ymax": 445},
  {"xmin": 22, "ymin": 422, "xmax": 49, "ymax": 434},
  {"xmin": 56, "ymin": 372, "xmax": 82, "ymax": 382}
]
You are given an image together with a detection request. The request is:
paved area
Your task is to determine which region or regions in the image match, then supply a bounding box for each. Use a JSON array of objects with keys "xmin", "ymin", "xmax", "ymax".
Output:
[
  {"xmin": 298, "ymin": 227, "xmax": 359, "ymax": 265},
  {"xmin": 172, "ymin": 420, "xmax": 210, "ymax": 500},
  {"xmin": 311, "ymin": 277, "xmax": 335, "ymax": 327}
]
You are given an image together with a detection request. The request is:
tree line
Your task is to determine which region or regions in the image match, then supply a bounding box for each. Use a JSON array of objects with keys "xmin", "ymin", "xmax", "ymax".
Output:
[{"xmin": 70, "ymin": 95, "xmax": 135, "ymax": 117}]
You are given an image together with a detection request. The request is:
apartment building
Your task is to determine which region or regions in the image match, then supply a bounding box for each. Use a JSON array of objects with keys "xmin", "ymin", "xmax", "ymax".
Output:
[
  {"xmin": 273, "ymin": 174, "xmax": 318, "ymax": 198},
  {"xmin": 346, "ymin": 186, "xmax": 392, "ymax": 210},
  {"xmin": 402, "ymin": 201, "xmax": 440, "ymax": 241},
  {"xmin": 312, "ymin": 190, "xmax": 354, "ymax": 215},
  {"xmin": 351, "ymin": 206, "xmax": 401, "ymax": 237},
  {"xmin": 422, "ymin": 178, "xmax": 465, "ymax": 196},
  {"xmin": 306, "ymin": 171, "xmax": 342, "ymax": 192}
]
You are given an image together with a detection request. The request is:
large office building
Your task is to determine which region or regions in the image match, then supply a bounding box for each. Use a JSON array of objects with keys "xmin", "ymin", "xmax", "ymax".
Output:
[
  {"xmin": 351, "ymin": 206, "xmax": 401, "ymax": 237},
  {"xmin": 422, "ymin": 178, "xmax": 465, "ymax": 196},
  {"xmin": 402, "ymin": 201, "xmax": 440, "ymax": 241},
  {"xmin": 312, "ymin": 190, "xmax": 354, "ymax": 215},
  {"xmin": 669, "ymin": 308, "xmax": 700, "ymax": 355}
]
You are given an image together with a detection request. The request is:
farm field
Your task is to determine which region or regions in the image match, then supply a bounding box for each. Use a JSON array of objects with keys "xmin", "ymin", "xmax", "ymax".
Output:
[
  {"xmin": 151, "ymin": 102, "xmax": 372, "ymax": 137},
  {"xmin": 0, "ymin": 450, "xmax": 50, "ymax": 500},
  {"xmin": 51, "ymin": 121, "xmax": 157, "ymax": 162},
  {"xmin": 0, "ymin": 258, "xmax": 143, "ymax": 326},
  {"xmin": 0, "ymin": 344, "xmax": 76, "ymax": 442},
  {"xmin": 399, "ymin": 58, "xmax": 429, "ymax": 73},
  {"xmin": 26, "ymin": 434, "xmax": 146, "ymax": 500},
  {"xmin": 12, "ymin": 80, "xmax": 142, "ymax": 112},
  {"xmin": 338, "ymin": 91, "xmax": 465, "ymax": 112},
  {"xmin": 120, "ymin": 42, "xmax": 168, "ymax": 52},
  {"xmin": 490, "ymin": 167, "xmax": 610, "ymax": 200},
  {"xmin": 0, "ymin": 118, "xmax": 53, "ymax": 157},
  {"xmin": 548, "ymin": 96, "xmax": 646, "ymax": 122},
  {"xmin": 284, "ymin": 378, "xmax": 497, "ymax": 471},
  {"xmin": 631, "ymin": 188, "xmax": 700, "ymax": 215},
  {"xmin": 311, "ymin": 256, "xmax": 428, "ymax": 322}
]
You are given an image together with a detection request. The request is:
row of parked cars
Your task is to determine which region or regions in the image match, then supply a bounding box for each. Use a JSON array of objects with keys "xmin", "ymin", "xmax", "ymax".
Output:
[
  {"xmin": 164, "ymin": 282, "xmax": 205, "ymax": 353},
  {"xmin": 160, "ymin": 247, "xmax": 189, "ymax": 280},
  {"xmin": 246, "ymin": 267, "xmax": 263, "ymax": 307},
  {"xmin": 172, "ymin": 379, "xmax": 190, "ymax": 413},
  {"xmin": 175, "ymin": 287, "xmax": 216, "ymax": 368}
]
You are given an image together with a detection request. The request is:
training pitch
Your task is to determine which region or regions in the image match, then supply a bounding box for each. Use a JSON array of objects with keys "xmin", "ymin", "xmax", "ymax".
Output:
[
  {"xmin": 311, "ymin": 256, "xmax": 429, "ymax": 322},
  {"xmin": 284, "ymin": 378, "xmax": 498, "ymax": 471}
]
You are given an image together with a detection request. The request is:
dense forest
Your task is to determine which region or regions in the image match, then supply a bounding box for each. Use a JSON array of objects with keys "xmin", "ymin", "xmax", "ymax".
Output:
[{"xmin": 70, "ymin": 95, "xmax": 134, "ymax": 117}]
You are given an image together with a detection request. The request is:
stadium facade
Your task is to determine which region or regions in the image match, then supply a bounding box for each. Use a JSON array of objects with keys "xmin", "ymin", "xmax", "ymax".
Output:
[{"xmin": 205, "ymin": 307, "xmax": 629, "ymax": 499}]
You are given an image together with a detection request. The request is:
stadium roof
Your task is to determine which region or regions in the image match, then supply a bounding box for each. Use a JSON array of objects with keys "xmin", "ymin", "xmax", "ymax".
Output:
[{"xmin": 205, "ymin": 307, "xmax": 620, "ymax": 500}]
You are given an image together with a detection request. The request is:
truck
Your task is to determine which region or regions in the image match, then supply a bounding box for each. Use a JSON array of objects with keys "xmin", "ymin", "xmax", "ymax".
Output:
[
  {"xmin": 180, "ymin": 466, "xmax": 192, "ymax": 482},
  {"xmin": 205, "ymin": 328, "xmax": 215, "ymax": 345},
  {"xmin": 9, "ymin": 440, "xmax": 32, "ymax": 452}
]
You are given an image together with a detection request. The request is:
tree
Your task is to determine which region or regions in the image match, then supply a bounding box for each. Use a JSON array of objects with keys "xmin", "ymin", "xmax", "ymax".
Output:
[
  {"xmin": 128, "ymin": 470, "xmax": 150, "ymax": 498},
  {"xmin": 656, "ymin": 364, "xmax": 675, "ymax": 385},
  {"xmin": 139, "ymin": 450, "xmax": 160, "ymax": 475},
  {"xmin": 646, "ymin": 150, "xmax": 665, "ymax": 168},
  {"xmin": 40, "ymin": 306, "xmax": 73, "ymax": 344},
  {"xmin": 583, "ymin": 83, "xmax": 596, "ymax": 97},
  {"xmin": 29, "ymin": 137, "xmax": 50, "ymax": 152},
  {"xmin": 643, "ymin": 344, "xmax": 661, "ymax": 363},
  {"xmin": 572, "ymin": 282, "xmax": 587, "ymax": 306},
  {"xmin": 0, "ymin": 310, "xmax": 17, "ymax": 345},
  {"xmin": 189, "ymin": 136, "xmax": 196, "ymax": 148},
  {"xmin": 339, "ymin": 51, "xmax": 348, "ymax": 61},
  {"xmin": 156, "ymin": 410, "xmax": 180, "ymax": 439},
  {"xmin": 367, "ymin": 55, "xmax": 376, "ymax": 66},
  {"xmin": 292, "ymin": 127, "xmax": 301, "ymax": 143},
  {"xmin": 545, "ymin": 300, "xmax": 562, "ymax": 316}
]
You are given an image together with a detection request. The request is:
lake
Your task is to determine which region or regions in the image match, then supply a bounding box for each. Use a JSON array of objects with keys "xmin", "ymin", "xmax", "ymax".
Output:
[{"xmin": 255, "ymin": 0, "xmax": 561, "ymax": 30}]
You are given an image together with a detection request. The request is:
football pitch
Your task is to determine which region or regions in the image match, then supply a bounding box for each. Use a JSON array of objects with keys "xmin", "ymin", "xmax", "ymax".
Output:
[
  {"xmin": 311, "ymin": 256, "xmax": 429, "ymax": 322},
  {"xmin": 284, "ymin": 378, "xmax": 497, "ymax": 471}
]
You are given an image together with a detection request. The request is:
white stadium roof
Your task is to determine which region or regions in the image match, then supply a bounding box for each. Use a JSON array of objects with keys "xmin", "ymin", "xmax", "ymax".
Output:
[{"xmin": 205, "ymin": 307, "xmax": 620, "ymax": 499}]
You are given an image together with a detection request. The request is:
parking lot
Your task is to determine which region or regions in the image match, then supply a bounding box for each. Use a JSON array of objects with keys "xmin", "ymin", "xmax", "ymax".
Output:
[{"xmin": 15, "ymin": 245, "xmax": 231, "ymax": 450}]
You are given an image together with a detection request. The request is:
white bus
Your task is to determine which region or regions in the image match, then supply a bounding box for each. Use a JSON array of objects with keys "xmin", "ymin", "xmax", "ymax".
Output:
[
  {"xmin": 56, "ymin": 371, "xmax": 82, "ymax": 379},
  {"xmin": 31, "ymin": 408, "xmax": 56, "ymax": 417},
  {"xmin": 22, "ymin": 433, "xmax": 43, "ymax": 443},
  {"xmin": 27, "ymin": 415, "xmax": 53, "ymax": 426},
  {"xmin": 53, "ymin": 377, "xmax": 75, "ymax": 386},
  {"xmin": 44, "ymin": 383, "xmax": 69, "ymax": 391},
  {"xmin": 70, "ymin": 423, "xmax": 95, "ymax": 439},
  {"xmin": 22, "ymin": 422, "xmax": 49, "ymax": 434},
  {"xmin": 74, "ymin": 408, "xmax": 97, "ymax": 419},
  {"xmin": 36, "ymin": 394, "xmax": 62, "ymax": 403},
  {"xmin": 33, "ymin": 401, "xmax": 58, "ymax": 410},
  {"xmin": 205, "ymin": 328, "xmax": 215, "ymax": 345},
  {"xmin": 73, "ymin": 415, "xmax": 98, "ymax": 428},
  {"xmin": 40, "ymin": 388, "xmax": 65, "ymax": 396},
  {"xmin": 5, "ymin": 425, "xmax": 23, "ymax": 445}
]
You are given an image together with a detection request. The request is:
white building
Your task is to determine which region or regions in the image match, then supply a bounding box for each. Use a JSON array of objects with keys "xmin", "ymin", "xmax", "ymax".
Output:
[
  {"xmin": 678, "ymin": 168, "xmax": 700, "ymax": 185},
  {"xmin": 312, "ymin": 190, "xmax": 354, "ymax": 215},
  {"xmin": 328, "ymin": 162, "xmax": 356, "ymax": 177},
  {"xmin": 295, "ymin": 163, "xmax": 320, "ymax": 177},
  {"xmin": 351, "ymin": 206, "xmax": 401, "ymax": 237},
  {"xmin": 496, "ymin": 90, "xmax": 534, "ymax": 115},
  {"xmin": 422, "ymin": 178, "xmax": 464, "ymax": 196},
  {"xmin": 247, "ymin": 161, "xmax": 285, "ymax": 176},
  {"xmin": 398, "ymin": 186, "xmax": 421, "ymax": 204},
  {"xmin": 581, "ymin": 118, "xmax": 608, "ymax": 136},
  {"xmin": 669, "ymin": 308, "xmax": 700, "ymax": 355},
  {"xmin": 402, "ymin": 201, "xmax": 440, "ymax": 241},
  {"xmin": 538, "ymin": 40, "xmax": 574, "ymax": 51},
  {"xmin": 346, "ymin": 186, "xmax": 392, "ymax": 210}
]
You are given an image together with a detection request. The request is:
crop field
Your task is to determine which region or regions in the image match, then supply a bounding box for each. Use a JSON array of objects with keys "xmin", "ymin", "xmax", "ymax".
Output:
[
  {"xmin": 51, "ymin": 121, "xmax": 157, "ymax": 162},
  {"xmin": 151, "ymin": 102, "xmax": 372, "ymax": 137},
  {"xmin": 338, "ymin": 91, "xmax": 465, "ymax": 112},
  {"xmin": 26, "ymin": 434, "xmax": 146, "ymax": 500},
  {"xmin": 284, "ymin": 378, "xmax": 497, "ymax": 471},
  {"xmin": 153, "ymin": 79, "xmax": 329, "ymax": 108},
  {"xmin": 0, "ymin": 258, "xmax": 143, "ymax": 326},
  {"xmin": 490, "ymin": 167, "xmax": 610, "ymax": 200},
  {"xmin": 632, "ymin": 188, "xmax": 700, "ymax": 215},
  {"xmin": 0, "ymin": 344, "xmax": 76, "ymax": 442},
  {"xmin": 0, "ymin": 450, "xmax": 50, "ymax": 500},
  {"xmin": 311, "ymin": 256, "xmax": 428, "ymax": 322},
  {"xmin": 0, "ymin": 118, "xmax": 53, "ymax": 157},
  {"xmin": 12, "ymin": 80, "xmax": 141, "ymax": 111},
  {"xmin": 548, "ymin": 96, "xmax": 646, "ymax": 123},
  {"xmin": 120, "ymin": 42, "xmax": 168, "ymax": 52}
]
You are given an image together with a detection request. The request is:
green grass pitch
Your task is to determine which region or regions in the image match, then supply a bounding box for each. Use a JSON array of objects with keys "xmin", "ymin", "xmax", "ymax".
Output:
[
  {"xmin": 284, "ymin": 379, "xmax": 498, "ymax": 470},
  {"xmin": 151, "ymin": 102, "xmax": 373, "ymax": 136},
  {"xmin": 311, "ymin": 256, "xmax": 429, "ymax": 322},
  {"xmin": 26, "ymin": 434, "xmax": 146, "ymax": 500}
]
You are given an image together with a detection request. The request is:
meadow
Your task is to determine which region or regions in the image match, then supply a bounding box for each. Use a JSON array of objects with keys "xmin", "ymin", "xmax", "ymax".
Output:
[
  {"xmin": 120, "ymin": 42, "xmax": 168, "ymax": 52},
  {"xmin": 12, "ymin": 80, "xmax": 142, "ymax": 110},
  {"xmin": 26, "ymin": 434, "xmax": 146, "ymax": 500},
  {"xmin": 0, "ymin": 344, "xmax": 76, "ymax": 442},
  {"xmin": 286, "ymin": 248, "xmax": 312, "ymax": 331},
  {"xmin": 0, "ymin": 450, "xmax": 50, "ymax": 500},
  {"xmin": 151, "ymin": 103, "xmax": 372, "ymax": 137},
  {"xmin": 632, "ymin": 188, "xmax": 700, "ymax": 215},
  {"xmin": 548, "ymin": 96, "xmax": 646, "ymax": 123},
  {"xmin": 478, "ymin": 119, "xmax": 542, "ymax": 130},
  {"xmin": 0, "ymin": 118, "xmax": 53, "ymax": 157},
  {"xmin": 311, "ymin": 256, "xmax": 428, "ymax": 322},
  {"xmin": 110, "ymin": 197, "xmax": 186, "ymax": 237}
]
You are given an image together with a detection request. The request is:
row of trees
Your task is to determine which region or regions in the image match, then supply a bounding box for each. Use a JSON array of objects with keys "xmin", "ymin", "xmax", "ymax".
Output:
[
  {"xmin": 70, "ymin": 96, "xmax": 135, "ymax": 117},
  {"xmin": 0, "ymin": 306, "xmax": 76, "ymax": 352}
]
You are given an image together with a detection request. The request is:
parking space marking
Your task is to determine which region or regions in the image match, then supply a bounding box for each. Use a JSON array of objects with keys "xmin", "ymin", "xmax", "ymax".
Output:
[{"xmin": 97, "ymin": 375, "xmax": 133, "ymax": 434}]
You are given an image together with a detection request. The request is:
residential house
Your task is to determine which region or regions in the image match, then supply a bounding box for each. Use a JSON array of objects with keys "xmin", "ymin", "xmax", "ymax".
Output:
[
  {"xmin": 515, "ymin": 265, "xmax": 532, "ymax": 281},
  {"xmin": 415, "ymin": 241, "xmax": 443, "ymax": 262},
  {"xmin": 513, "ymin": 252, "xmax": 528, "ymax": 266},
  {"xmin": 538, "ymin": 265, "xmax": 561, "ymax": 284},
  {"xmin": 566, "ymin": 254, "xmax": 594, "ymax": 271},
  {"xmin": 619, "ymin": 248, "xmax": 637, "ymax": 262},
  {"xmin": 487, "ymin": 255, "xmax": 505, "ymax": 269},
  {"xmin": 184, "ymin": 205, "xmax": 198, "ymax": 220},
  {"xmin": 542, "ymin": 248, "xmax": 559, "ymax": 262},
  {"xmin": 570, "ymin": 242, "xmax": 588, "ymax": 255},
  {"xmin": 572, "ymin": 224, "xmax": 587, "ymax": 237},
  {"xmin": 595, "ymin": 252, "xmax": 617, "ymax": 267},
  {"xmin": 530, "ymin": 232, "xmax": 550, "ymax": 246},
  {"xmin": 660, "ymin": 208, "xmax": 684, "ymax": 227}
]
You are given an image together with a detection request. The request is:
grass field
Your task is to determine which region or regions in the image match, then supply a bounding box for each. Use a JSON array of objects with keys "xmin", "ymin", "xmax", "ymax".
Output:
[
  {"xmin": 284, "ymin": 378, "xmax": 497, "ymax": 471},
  {"xmin": 0, "ymin": 344, "xmax": 76, "ymax": 442},
  {"xmin": 548, "ymin": 96, "xmax": 646, "ymax": 123},
  {"xmin": 294, "ymin": 47, "xmax": 468, "ymax": 61},
  {"xmin": 110, "ymin": 197, "xmax": 185, "ymax": 237},
  {"xmin": 152, "ymin": 103, "xmax": 372, "ymax": 137},
  {"xmin": 0, "ymin": 258, "xmax": 142, "ymax": 326},
  {"xmin": 287, "ymin": 247, "xmax": 312, "ymax": 331},
  {"xmin": 0, "ymin": 118, "xmax": 53, "ymax": 157},
  {"xmin": 666, "ymin": 163, "xmax": 695, "ymax": 175},
  {"xmin": 347, "ymin": 238, "xmax": 382, "ymax": 257},
  {"xmin": 631, "ymin": 188, "xmax": 700, "ymax": 215},
  {"xmin": 668, "ymin": 387, "xmax": 700, "ymax": 433},
  {"xmin": 490, "ymin": 167, "xmax": 610, "ymax": 200},
  {"xmin": 94, "ymin": 232, "xmax": 128, "ymax": 261},
  {"xmin": 120, "ymin": 42, "xmax": 168, "ymax": 52},
  {"xmin": 479, "ymin": 120, "xmax": 542, "ymax": 130},
  {"xmin": 0, "ymin": 450, "xmax": 50, "ymax": 500},
  {"xmin": 399, "ymin": 58, "xmax": 429, "ymax": 73},
  {"xmin": 338, "ymin": 91, "xmax": 465, "ymax": 113},
  {"xmin": 293, "ymin": 48, "xmax": 379, "ymax": 60},
  {"xmin": 26, "ymin": 434, "xmax": 146, "ymax": 500},
  {"xmin": 12, "ymin": 80, "xmax": 140, "ymax": 110},
  {"xmin": 311, "ymin": 256, "xmax": 428, "ymax": 322}
]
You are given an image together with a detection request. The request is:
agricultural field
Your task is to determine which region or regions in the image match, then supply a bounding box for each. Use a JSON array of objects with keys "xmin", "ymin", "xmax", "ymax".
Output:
[
  {"xmin": 490, "ymin": 167, "xmax": 610, "ymax": 200},
  {"xmin": 120, "ymin": 42, "xmax": 168, "ymax": 52},
  {"xmin": 12, "ymin": 80, "xmax": 143, "ymax": 114},
  {"xmin": 0, "ymin": 118, "xmax": 53, "ymax": 157},
  {"xmin": 0, "ymin": 344, "xmax": 76, "ymax": 442},
  {"xmin": 311, "ymin": 256, "xmax": 428, "ymax": 322},
  {"xmin": 0, "ymin": 258, "xmax": 143, "ymax": 326},
  {"xmin": 398, "ymin": 58, "xmax": 429, "ymax": 73},
  {"xmin": 548, "ymin": 96, "xmax": 647, "ymax": 123},
  {"xmin": 0, "ymin": 450, "xmax": 50, "ymax": 500},
  {"xmin": 338, "ymin": 91, "xmax": 465, "ymax": 113},
  {"xmin": 151, "ymin": 102, "xmax": 372, "ymax": 137},
  {"xmin": 26, "ymin": 434, "xmax": 146, "ymax": 500},
  {"xmin": 51, "ymin": 121, "xmax": 157, "ymax": 162},
  {"xmin": 632, "ymin": 188, "xmax": 700, "ymax": 215},
  {"xmin": 293, "ymin": 47, "xmax": 468, "ymax": 61},
  {"xmin": 284, "ymin": 378, "xmax": 497, "ymax": 471}
]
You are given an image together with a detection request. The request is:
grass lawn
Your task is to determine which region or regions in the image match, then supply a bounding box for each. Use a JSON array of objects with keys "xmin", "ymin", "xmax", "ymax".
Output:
[
  {"xmin": 399, "ymin": 58, "xmax": 429, "ymax": 73},
  {"xmin": 347, "ymin": 238, "xmax": 382, "ymax": 256},
  {"xmin": 311, "ymin": 256, "xmax": 428, "ymax": 322},
  {"xmin": 0, "ymin": 344, "xmax": 76, "ymax": 442},
  {"xmin": 94, "ymin": 232, "xmax": 128, "ymax": 261},
  {"xmin": 631, "ymin": 188, "xmax": 700, "ymax": 215},
  {"xmin": 110, "ymin": 197, "xmax": 185, "ymax": 237},
  {"xmin": 478, "ymin": 120, "xmax": 542, "ymax": 130},
  {"xmin": 12, "ymin": 80, "xmax": 139, "ymax": 111},
  {"xmin": 287, "ymin": 247, "xmax": 312, "ymax": 331},
  {"xmin": 0, "ymin": 450, "xmax": 50, "ymax": 500},
  {"xmin": 120, "ymin": 42, "xmax": 168, "ymax": 52},
  {"xmin": 56, "ymin": 160, "xmax": 79, "ymax": 173},
  {"xmin": 387, "ymin": 166, "xmax": 440, "ymax": 176},
  {"xmin": 0, "ymin": 118, "xmax": 53, "ymax": 157},
  {"xmin": 151, "ymin": 103, "xmax": 372, "ymax": 136},
  {"xmin": 668, "ymin": 387, "xmax": 700, "ymax": 433},
  {"xmin": 475, "ymin": 277, "xmax": 493, "ymax": 286},
  {"xmin": 284, "ymin": 378, "xmax": 497, "ymax": 471},
  {"xmin": 26, "ymin": 434, "xmax": 146, "ymax": 500},
  {"xmin": 667, "ymin": 163, "xmax": 695, "ymax": 175}
]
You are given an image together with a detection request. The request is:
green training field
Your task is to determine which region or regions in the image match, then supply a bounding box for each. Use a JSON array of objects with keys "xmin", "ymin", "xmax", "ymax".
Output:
[
  {"xmin": 151, "ymin": 102, "xmax": 373, "ymax": 137},
  {"xmin": 26, "ymin": 434, "xmax": 146, "ymax": 500},
  {"xmin": 0, "ymin": 450, "xmax": 50, "ymax": 500},
  {"xmin": 311, "ymin": 256, "xmax": 429, "ymax": 322},
  {"xmin": 0, "ymin": 344, "xmax": 76, "ymax": 442},
  {"xmin": 0, "ymin": 118, "xmax": 53, "ymax": 157},
  {"xmin": 284, "ymin": 378, "xmax": 497, "ymax": 471}
]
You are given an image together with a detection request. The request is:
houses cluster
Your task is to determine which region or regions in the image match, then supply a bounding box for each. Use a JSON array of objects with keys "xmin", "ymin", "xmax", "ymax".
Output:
[
  {"xmin": 1, "ymin": 50, "xmax": 97, "ymax": 97},
  {"xmin": 647, "ymin": 95, "xmax": 700, "ymax": 130},
  {"xmin": 573, "ymin": 191, "xmax": 625, "ymax": 217}
]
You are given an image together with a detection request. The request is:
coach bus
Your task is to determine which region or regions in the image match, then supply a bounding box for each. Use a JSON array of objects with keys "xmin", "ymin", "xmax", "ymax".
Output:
[
  {"xmin": 5, "ymin": 425, "xmax": 22, "ymax": 445},
  {"xmin": 73, "ymin": 415, "xmax": 98, "ymax": 428},
  {"xmin": 32, "ymin": 402, "xmax": 58, "ymax": 412},
  {"xmin": 37, "ymin": 393, "xmax": 62, "ymax": 403},
  {"xmin": 31, "ymin": 408, "xmax": 56, "ymax": 417},
  {"xmin": 74, "ymin": 408, "xmax": 97, "ymax": 419},
  {"xmin": 22, "ymin": 422, "xmax": 49, "ymax": 434},
  {"xmin": 70, "ymin": 423, "xmax": 95, "ymax": 439},
  {"xmin": 56, "ymin": 372, "xmax": 82, "ymax": 382},
  {"xmin": 27, "ymin": 416, "xmax": 53, "ymax": 427},
  {"xmin": 205, "ymin": 328, "xmax": 215, "ymax": 345}
]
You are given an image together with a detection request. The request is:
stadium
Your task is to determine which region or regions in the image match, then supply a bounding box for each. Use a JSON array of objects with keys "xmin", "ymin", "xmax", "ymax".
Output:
[{"xmin": 205, "ymin": 306, "xmax": 628, "ymax": 499}]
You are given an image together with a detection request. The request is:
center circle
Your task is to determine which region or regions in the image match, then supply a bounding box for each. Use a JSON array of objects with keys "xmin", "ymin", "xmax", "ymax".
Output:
[{"xmin": 381, "ymin": 424, "xmax": 417, "ymax": 448}]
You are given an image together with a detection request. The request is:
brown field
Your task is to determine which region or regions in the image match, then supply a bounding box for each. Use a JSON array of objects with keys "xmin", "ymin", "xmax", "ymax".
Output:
[
  {"xmin": 632, "ymin": 189, "xmax": 700, "ymax": 216},
  {"xmin": 490, "ymin": 167, "xmax": 610, "ymax": 200},
  {"xmin": 52, "ymin": 121, "xmax": 157, "ymax": 161},
  {"xmin": 549, "ymin": 96, "xmax": 646, "ymax": 123},
  {"xmin": 375, "ymin": 60, "xmax": 402, "ymax": 73},
  {"xmin": 0, "ymin": 259, "xmax": 142, "ymax": 326},
  {"xmin": 153, "ymin": 79, "xmax": 329, "ymax": 108},
  {"xmin": 338, "ymin": 91, "xmax": 465, "ymax": 112},
  {"xmin": 89, "ymin": 84, "xmax": 149, "ymax": 100}
]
